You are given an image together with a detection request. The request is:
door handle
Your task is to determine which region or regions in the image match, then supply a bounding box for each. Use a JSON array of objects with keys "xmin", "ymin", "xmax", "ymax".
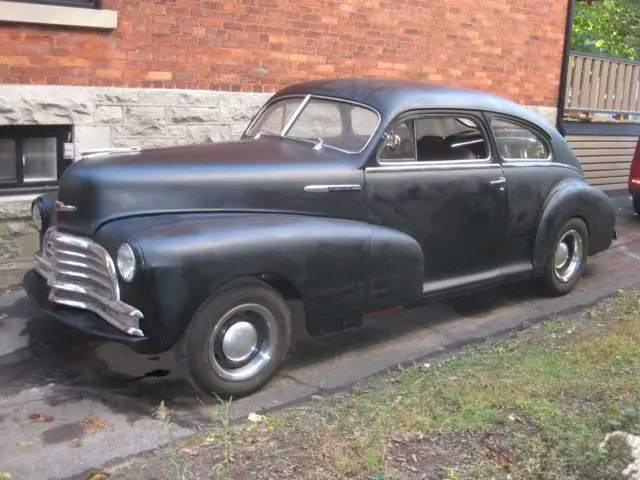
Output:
[{"xmin": 489, "ymin": 176, "xmax": 506, "ymax": 186}]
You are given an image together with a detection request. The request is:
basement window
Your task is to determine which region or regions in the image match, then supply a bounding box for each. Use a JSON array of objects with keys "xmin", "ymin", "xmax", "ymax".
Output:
[{"xmin": 0, "ymin": 125, "xmax": 74, "ymax": 196}]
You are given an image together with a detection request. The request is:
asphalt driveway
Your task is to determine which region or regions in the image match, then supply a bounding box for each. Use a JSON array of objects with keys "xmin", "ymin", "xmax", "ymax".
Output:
[{"xmin": 0, "ymin": 194, "xmax": 639, "ymax": 480}]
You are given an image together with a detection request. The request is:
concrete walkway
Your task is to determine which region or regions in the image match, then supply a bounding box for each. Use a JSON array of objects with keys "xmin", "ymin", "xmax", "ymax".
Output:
[{"xmin": 0, "ymin": 196, "xmax": 639, "ymax": 480}]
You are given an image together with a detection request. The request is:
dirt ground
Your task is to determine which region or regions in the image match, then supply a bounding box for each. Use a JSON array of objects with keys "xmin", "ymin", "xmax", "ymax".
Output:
[{"xmin": 98, "ymin": 289, "xmax": 640, "ymax": 480}]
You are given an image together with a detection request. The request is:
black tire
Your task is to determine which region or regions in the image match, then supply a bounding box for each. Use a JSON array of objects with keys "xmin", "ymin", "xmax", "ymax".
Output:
[
  {"xmin": 540, "ymin": 217, "xmax": 589, "ymax": 297},
  {"xmin": 177, "ymin": 278, "xmax": 292, "ymax": 399},
  {"xmin": 634, "ymin": 197, "xmax": 640, "ymax": 216}
]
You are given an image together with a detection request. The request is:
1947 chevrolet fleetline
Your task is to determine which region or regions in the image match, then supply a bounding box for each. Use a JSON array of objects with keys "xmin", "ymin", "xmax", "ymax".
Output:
[{"xmin": 24, "ymin": 79, "xmax": 617, "ymax": 398}]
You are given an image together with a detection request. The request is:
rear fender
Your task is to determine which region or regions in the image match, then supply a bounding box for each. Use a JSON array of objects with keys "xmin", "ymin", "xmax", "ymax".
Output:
[{"xmin": 532, "ymin": 178, "xmax": 616, "ymax": 275}]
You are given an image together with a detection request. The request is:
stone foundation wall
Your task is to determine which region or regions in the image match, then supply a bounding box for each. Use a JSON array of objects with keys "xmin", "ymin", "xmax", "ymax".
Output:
[
  {"xmin": 0, "ymin": 85, "xmax": 271, "ymax": 288},
  {"xmin": 0, "ymin": 85, "xmax": 271, "ymax": 156},
  {"xmin": 0, "ymin": 197, "xmax": 39, "ymax": 290},
  {"xmin": 0, "ymin": 84, "xmax": 558, "ymax": 289}
]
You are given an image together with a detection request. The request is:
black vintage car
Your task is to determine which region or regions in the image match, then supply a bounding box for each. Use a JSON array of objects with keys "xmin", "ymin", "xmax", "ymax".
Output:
[{"xmin": 25, "ymin": 79, "xmax": 617, "ymax": 398}]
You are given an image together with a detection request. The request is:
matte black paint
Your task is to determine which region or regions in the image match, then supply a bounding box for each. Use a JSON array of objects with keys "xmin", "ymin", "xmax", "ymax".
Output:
[
  {"xmin": 365, "ymin": 165, "xmax": 506, "ymax": 283},
  {"xmin": 24, "ymin": 78, "xmax": 617, "ymax": 355},
  {"xmin": 54, "ymin": 138, "xmax": 365, "ymax": 236}
]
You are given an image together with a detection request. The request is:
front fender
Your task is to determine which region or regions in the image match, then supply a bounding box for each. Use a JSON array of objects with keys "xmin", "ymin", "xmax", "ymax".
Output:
[
  {"xmin": 532, "ymin": 178, "xmax": 616, "ymax": 275},
  {"xmin": 96, "ymin": 213, "xmax": 423, "ymax": 352}
]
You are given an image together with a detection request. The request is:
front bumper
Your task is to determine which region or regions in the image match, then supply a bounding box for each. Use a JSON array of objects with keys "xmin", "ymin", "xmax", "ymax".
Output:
[
  {"xmin": 23, "ymin": 269, "xmax": 150, "ymax": 352},
  {"xmin": 36, "ymin": 226, "xmax": 145, "ymax": 337}
]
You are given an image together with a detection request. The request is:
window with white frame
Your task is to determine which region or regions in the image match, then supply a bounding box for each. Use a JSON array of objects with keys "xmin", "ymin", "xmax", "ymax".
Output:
[{"xmin": 8, "ymin": 0, "xmax": 100, "ymax": 8}]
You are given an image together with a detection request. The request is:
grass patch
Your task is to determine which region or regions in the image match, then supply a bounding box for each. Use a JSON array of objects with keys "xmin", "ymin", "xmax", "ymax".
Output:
[{"xmin": 110, "ymin": 290, "xmax": 640, "ymax": 479}]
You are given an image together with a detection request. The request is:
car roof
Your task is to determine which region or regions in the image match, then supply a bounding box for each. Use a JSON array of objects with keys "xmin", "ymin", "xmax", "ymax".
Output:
[{"xmin": 272, "ymin": 78, "xmax": 556, "ymax": 137}]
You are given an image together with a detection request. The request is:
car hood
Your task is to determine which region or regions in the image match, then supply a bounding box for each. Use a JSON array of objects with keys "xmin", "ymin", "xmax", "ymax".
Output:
[{"xmin": 54, "ymin": 137, "xmax": 366, "ymax": 235}]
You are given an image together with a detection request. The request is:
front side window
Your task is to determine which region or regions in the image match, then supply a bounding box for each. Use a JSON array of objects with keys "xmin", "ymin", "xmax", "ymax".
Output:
[
  {"xmin": 246, "ymin": 96, "xmax": 380, "ymax": 153},
  {"xmin": 378, "ymin": 115, "xmax": 489, "ymax": 163},
  {"xmin": 378, "ymin": 120, "xmax": 416, "ymax": 162},
  {"xmin": 491, "ymin": 118, "xmax": 551, "ymax": 161},
  {"xmin": 251, "ymin": 98, "xmax": 303, "ymax": 136}
]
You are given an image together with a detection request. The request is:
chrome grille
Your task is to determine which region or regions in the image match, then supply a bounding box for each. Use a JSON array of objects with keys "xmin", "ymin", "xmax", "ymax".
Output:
[{"xmin": 35, "ymin": 227, "xmax": 144, "ymax": 337}]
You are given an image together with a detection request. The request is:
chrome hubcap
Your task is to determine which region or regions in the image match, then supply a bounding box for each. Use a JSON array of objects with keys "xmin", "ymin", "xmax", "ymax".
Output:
[
  {"xmin": 221, "ymin": 321, "xmax": 258, "ymax": 363},
  {"xmin": 554, "ymin": 242, "xmax": 570, "ymax": 269},
  {"xmin": 208, "ymin": 303, "xmax": 278, "ymax": 382},
  {"xmin": 554, "ymin": 229, "xmax": 583, "ymax": 283}
]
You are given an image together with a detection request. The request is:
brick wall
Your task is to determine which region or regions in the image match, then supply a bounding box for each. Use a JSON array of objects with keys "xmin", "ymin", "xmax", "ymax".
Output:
[{"xmin": 0, "ymin": 0, "xmax": 568, "ymax": 107}]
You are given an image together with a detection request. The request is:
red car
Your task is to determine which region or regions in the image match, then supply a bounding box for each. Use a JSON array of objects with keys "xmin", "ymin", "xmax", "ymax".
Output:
[{"xmin": 631, "ymin": 137, "xmax": 640, "ymax": 216}]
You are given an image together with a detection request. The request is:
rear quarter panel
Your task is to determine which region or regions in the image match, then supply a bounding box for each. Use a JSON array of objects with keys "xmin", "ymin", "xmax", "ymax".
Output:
[{"xmin": 532, "ymin": 178, "xmax": 616, "ymax": 275}]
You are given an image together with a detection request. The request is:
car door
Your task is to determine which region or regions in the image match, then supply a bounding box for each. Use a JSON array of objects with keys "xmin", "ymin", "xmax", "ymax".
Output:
[
  {"xmin": 486, "ymin": 114, "xmax": 575, "ymax": 270},
  {"xmin": 364, "ymin": 111, "xmax": 508, "ymax": 294}
]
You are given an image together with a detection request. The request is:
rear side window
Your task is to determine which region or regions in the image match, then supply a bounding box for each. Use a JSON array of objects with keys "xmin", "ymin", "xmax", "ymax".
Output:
[{"xmin": 491, "ymin": 118, "xmax": 551, "ymax": 161}]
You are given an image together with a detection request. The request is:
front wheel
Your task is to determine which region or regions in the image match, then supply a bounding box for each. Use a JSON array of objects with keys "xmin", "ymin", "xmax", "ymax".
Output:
[
  {"xmin": 540, "ymin": 217, "xmax": 589, "ymax": 297},
  {"xmin": 177, "ymin": 279, "xmax": 292, "ymax": 399},
  {"xmin": 633, "ymin": 197, "xmax": 640, "ymax": 216}
]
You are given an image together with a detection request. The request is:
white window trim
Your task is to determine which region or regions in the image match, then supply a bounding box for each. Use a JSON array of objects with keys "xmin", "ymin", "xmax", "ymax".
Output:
[{"xmin": 0, "ymin": 1, "xmax": 117, "ymax": 30}]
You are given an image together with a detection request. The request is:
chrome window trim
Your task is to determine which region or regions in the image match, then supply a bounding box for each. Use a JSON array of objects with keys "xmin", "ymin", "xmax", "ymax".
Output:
[
  {"xmin": 500, "ymin": 161, "xmax": 582, "ymax": 173},
  {"xmin": 280, "ymin": 94, "xmax": 312, "ymax": 136},
  {"xmin": 244, "ymin": 93, "xmax": 382, "ymax": 155},
  {"xmin": 35, "ymin": 227, "xmax": 144, "ymax": 337},
  {"xmin": 365, "ymin": 162, "xmax": 499, "ymax": 173},
  {"xmin": 376, "ymin": 113, "xmax": 493, "ymax": 167},
  {"xmin": 365, "ymin": 160, "xmax": 582, "ymax": 174}
]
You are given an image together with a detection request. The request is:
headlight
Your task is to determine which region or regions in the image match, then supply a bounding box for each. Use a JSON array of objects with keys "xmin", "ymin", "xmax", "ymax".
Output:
[
  {"xmin": 116, "ymin": 243, "xmax": 137, "ymax": 282},
  {"xmin": 32, "ymin": 203, "xmax": 43, "ymax": 231}
]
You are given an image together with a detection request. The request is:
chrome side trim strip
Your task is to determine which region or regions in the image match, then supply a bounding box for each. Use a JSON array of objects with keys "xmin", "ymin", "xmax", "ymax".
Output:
[
  {"xmin": 501, "ymin": 161, "xmax": 581, "ymax": 172},
  {"xmin": 366, "ymin": 161, "xmax": 582, "ymax": 174},
  {"xmin": 304, "ymin": 184, "xmax": 362, "ymax": 193},
  {"xmin": 502, "ymin": 158, "xmax": 577, "ymax": 170}
]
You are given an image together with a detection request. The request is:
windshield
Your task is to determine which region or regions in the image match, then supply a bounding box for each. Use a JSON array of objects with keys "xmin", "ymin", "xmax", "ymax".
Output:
[{"xmin": 246, "ymin": 96, "xmax": 380, "ymax": 153}]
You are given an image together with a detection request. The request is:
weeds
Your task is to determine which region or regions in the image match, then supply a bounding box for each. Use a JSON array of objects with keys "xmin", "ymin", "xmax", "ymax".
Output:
[
  {"xmin": 112, "ymin": 290, "xmax": 640, "ymax": 479},
  {"xmin": 154, "ymin": 401, "xmax": 188, "ymax": 480},
  {"xmin": 208, "ymin": 395, "xmax": 233, "ymax": 479}
]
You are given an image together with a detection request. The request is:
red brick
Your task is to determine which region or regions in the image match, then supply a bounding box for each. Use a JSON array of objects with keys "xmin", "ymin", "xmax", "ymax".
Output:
[
  {"xmin": 0, "ymin": 0, "xmax": 567, "ymax": 106},
  {"xmin": 147, "ymin": 71, "xmax": 173, "ymax": 80}
]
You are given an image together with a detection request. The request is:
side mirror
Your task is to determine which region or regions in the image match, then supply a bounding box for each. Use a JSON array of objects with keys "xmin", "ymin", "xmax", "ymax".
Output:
[{"xmin": 383, "ymin": 132, "xmax": 402, "ymax": 150}]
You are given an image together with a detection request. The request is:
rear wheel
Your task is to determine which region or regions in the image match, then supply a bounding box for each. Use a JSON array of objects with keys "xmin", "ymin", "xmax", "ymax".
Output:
[
  {"xmin": 634, "ymin": 197, "xmax": 640, "ymax": 216},
  {"xmin": 177, "ymin": 279, "xmax": 292, "ymax": 399},
  {"xmin": 540, "ymin": 218, "xmax": 589, "ymax": 297}
]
